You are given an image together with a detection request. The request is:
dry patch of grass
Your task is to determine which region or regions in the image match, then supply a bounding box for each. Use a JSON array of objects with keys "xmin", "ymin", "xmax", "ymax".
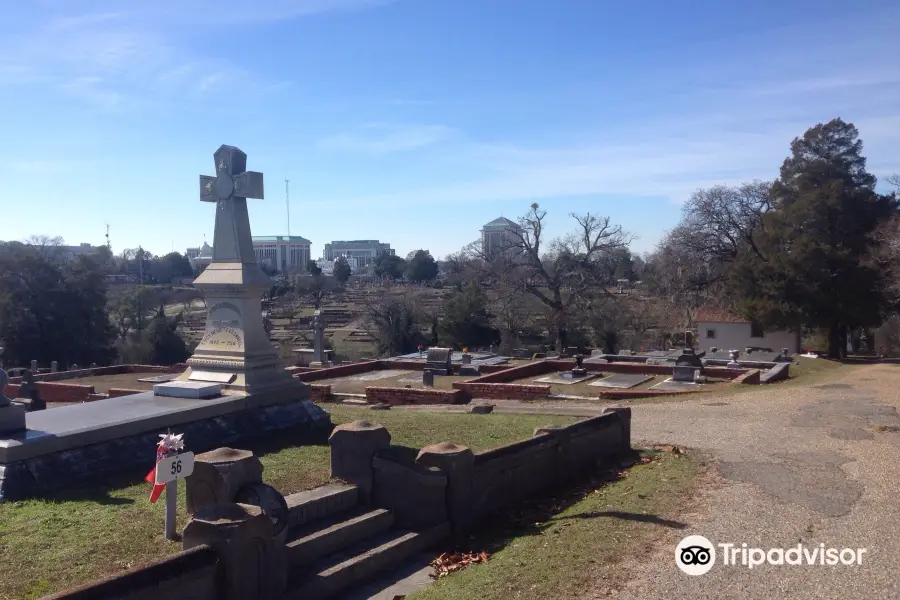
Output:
[
  {"xmin": 0, "ymin": 406, "xmax": 578, "ymax": 600},
  {"xmin": 411, "ymin": 447, "xmax": 704, "ymax": 600}
]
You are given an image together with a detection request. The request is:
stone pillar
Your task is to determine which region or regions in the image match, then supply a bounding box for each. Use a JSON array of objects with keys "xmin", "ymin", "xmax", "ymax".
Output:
[
  {"xmin": 601, "ymin": 406, "xmax": 632, "ymax": 453},
  {"xmin": 50, "ymin": 361, "xmax": 58, "ymax": 373},
  {"xmin": 71, "ymin": 364, "xmax": 79, "ymax": 371},
  {"xmin": 0, "ymin": 368, "xmax": 27, "ymax": 434},
  {"xmin": 185, "ymin": 448, "xmax": 264, "ymax": 515},
  {"xmin": 30, "ymin": 360, "xmax": 38, "ymax": 372},
  {"xmin": 461, "ymin": 353, "xmax": 472, "ymax": 365},
  {"xmin": 183, "ymin": 503, "xmax": 282, "ymax": 600},
  {"xmin": 416, "ymin": 442, "xmax": 475, "ymax": 539},
  {"xmin": 329, "ymin": 420, "xmax": 390, "ymax": 503},
  {"xmin": 684, "ymin": 331, "xmax": 693, "ymax": 349},
  {"xmin": 422, "ymin": 369, "xmax": 434, "ymax": 387}
]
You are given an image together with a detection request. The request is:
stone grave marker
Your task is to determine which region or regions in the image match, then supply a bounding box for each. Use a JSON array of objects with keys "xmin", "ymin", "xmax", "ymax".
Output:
[
  {"xmin": 50, "ymin": 361, "xmax": 58, "ymax": 373},
  {"xmin": 589, "ymin": 374, "xmax": 652, "ymax": 389},
  {"xmin": 0, "ymin": 368, "xmax": 26, "ymax": 434},
  {"xmin": 422, "ymin": 369, "xmax": 435, "ymax": 387},
  {"xmin": 16, "ymin": 370, "xmax": 45, "ymax": 412},
  {"xmin": 425, "ymin": 347, "xmax": 452, "ymax": 375},
  {"xmin": 30, "ymin": 360, "xmax": 38, "ymax": 372},
  {"xmin": 672, "ymin": 366, "xmax": 699, "ymax": 382}
]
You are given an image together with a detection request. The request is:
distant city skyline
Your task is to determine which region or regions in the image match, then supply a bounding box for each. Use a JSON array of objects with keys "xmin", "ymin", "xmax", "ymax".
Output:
[{"xmin": 2, "ymin": 1, "xmax": 898, "ymax": 260}]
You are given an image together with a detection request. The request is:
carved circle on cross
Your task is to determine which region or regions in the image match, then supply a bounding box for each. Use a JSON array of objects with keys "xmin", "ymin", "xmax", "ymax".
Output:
[{"xmin": 214, "ymin": 172, "xmax": 235, "ymax": 200}]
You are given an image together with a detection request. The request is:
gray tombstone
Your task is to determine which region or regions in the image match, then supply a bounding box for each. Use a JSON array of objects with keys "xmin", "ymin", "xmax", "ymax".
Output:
[
  {"xmin": 672, "ymin": 366, "xmax": 699, "ymax": 382},
  {"xmin": 30, "ymin": 360, "xmax": 38, "ymax": 372},
  {"xmin": 17, "ymin": 370, "xmax": 45, "ymax": 412},
  {"xmin": 312, "ymin": 310, "xmax": 326, "ymax": 365},
  {"xmin": 50, "ymin": 361, "xmax": 58, "ymax": 373},
  {"xmin": 425, "ymin": 347, "xmax": 452, "ymax": 376},
  {"xmin": 71, "ymin": 364, "xmax": 79, "ymax": 371},
  {"xmin": 422, "ymin": 369, "xmax": 435, "ymax": 387},
  {"xmin": 684, "ymin": 331, "xmax": 694, "ymax": 349},
  {"xmin": 461, "ymin": 353, "xmax": 472, "ymax": 365},
  {"xmin": 0, "ymin": 368, "xmax": 26, "ymax": 434}
]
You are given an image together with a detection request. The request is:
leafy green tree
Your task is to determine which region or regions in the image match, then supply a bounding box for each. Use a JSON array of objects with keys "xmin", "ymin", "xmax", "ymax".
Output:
[
  {"xmin": 440, "ymin": 281, "xmax": 500, "ymax": 348},
  {"xmin": 405, "ymin": 250, "xmax": 439, "ymax": 282},
  {"xmin": 729, "ymin": 119, "xmax": 897, "ymax": 358},
  {"xmin": 146, "ymin": 305, "xmax": 190, "ymax": 364},
  {"xmin": 374, "ymin": 253, "xmax": 407, "ymax": 280},
  {"xmin": 333, "ymin": 256, "xmax": 352, "ymax": 284},
  {"xmin": 149, "ymin": 252, "xmax": 193, "ymax": 284},
  {"xmin": 0, "ymin": 242, "xmax": 116, "ymax": 366},
  {"xmin": 307, "ymin": 260, "xmax": 322, "ymax": 276}
]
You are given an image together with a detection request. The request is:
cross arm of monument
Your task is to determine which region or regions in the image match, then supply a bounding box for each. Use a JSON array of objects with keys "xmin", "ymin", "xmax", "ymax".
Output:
[{"xmin": 200, "ymin": 172, "xmax": 264, "ymax": 202}]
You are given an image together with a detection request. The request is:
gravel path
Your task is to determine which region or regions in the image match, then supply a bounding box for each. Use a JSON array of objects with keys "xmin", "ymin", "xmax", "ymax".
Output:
[{"xmin": 611, "ymin": 363, "xmax": 900, "ymax": 599}]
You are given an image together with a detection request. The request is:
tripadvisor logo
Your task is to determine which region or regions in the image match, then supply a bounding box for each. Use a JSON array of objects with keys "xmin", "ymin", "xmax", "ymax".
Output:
[{"xmin": 675, "ymin": 535, "xmax": 868, "ymax": 575}]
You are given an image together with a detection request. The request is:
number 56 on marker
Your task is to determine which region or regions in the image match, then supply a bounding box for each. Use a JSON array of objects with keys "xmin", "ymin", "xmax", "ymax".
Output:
[{"xmin": 155, "ymin": 452, "xmax": 195, "ymax": 484}]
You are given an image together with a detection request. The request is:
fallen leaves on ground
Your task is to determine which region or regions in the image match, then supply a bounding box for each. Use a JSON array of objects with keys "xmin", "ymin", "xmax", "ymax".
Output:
[{"xmin": 430, "ymin": 551, "xmax": 490, "ymax": 579}]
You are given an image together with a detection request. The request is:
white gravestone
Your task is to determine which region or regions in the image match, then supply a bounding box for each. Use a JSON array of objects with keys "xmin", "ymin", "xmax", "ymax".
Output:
[{"xmin": 172, "ymin": 145, "xmax": 304, "ymax": 396}]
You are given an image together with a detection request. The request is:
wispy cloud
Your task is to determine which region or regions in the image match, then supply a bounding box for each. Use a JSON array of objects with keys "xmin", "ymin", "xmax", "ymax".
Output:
[
  {"xmin": 320, "ymin": 123, "xmax": 457, "ymax": 154},
  {"xmin": 0, "ymin": 0, "xmax": 398, "ymax": 111}
]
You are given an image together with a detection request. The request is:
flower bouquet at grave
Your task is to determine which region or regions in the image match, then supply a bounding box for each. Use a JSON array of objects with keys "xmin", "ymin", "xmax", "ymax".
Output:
[{"xmin": 145, "ymin": 433, "xmax": 184, "ymax": 503}]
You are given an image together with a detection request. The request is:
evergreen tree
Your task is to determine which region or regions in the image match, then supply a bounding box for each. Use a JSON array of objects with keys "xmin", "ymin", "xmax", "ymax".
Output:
[{"xmin": 729, "ymin": 119, "xmax": 897, "ymax": 358}]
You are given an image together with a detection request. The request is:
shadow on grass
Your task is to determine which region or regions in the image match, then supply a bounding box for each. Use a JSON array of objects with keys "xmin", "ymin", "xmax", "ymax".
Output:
[
  {"xmin": 13, "ymin": 423, "xmax": 336, "ymax": 506},
  {"xmin": 443, "ymin": 449, "xmax": 678, "ymax": 553},
  {"xmin": 554, "ymin": 510, "xmax": 687, "ymax": 529}
]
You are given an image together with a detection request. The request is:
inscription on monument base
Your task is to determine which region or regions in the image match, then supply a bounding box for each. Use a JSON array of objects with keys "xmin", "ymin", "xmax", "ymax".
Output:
[{"xmin": 188, "ymin": 371, "xmax": 237, "ymax": 384}]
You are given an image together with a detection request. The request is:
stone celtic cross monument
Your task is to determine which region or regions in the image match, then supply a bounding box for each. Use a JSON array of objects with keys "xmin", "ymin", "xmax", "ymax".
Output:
[{"xmin": 179, "ymin": 145, "xmax": 303, "ymax": 395}]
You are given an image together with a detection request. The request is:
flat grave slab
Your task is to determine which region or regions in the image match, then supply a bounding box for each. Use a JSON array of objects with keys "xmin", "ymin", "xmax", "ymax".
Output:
[
  {"xmin": 136, "ymin": 373, "xmax": 179, "ymax": 383},
  {"xmin": 533, "ymin": 373, "xmax": 599, "ymax": 385},
  {"xmin": 472, "ymin": 356, "xmax": 509, "ymax": 366},
  {"xmin": 154, "ymin": 381, "xmax": 222, "ymax": 399},
  {"xmin": 589, "ymin": 374, "xmax": 653, "ymax": 389},
  {"xmin": 650, "ymin": 379, "xmax": 699, "ymax": 391},
  {"xmin": 349, "ymin": 369, "xmax": 412, "ymax": 382}
]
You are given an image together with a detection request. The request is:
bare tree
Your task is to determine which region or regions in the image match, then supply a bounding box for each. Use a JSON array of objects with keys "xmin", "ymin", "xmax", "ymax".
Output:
[
  {"xmin": 490, "ymin": 203, "xmax": 631, "ymax": 350},
  {"xmin": 359, "ymin": 291, "xmax": 423, "ymax": 356}
]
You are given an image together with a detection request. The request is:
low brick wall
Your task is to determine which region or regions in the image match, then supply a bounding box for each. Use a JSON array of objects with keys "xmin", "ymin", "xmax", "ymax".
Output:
[
  {"xmin": 385, "ymin": 359, "xmax": 509, "ymax": 374},
  {"xmin": 453, "ymin": 381, "xmax": 550, "ymax": 400},
  {"xmin": 42, "ymin": 545, "xmax": 220, "ymax": 600},
  {"xmin": 732, "ymin": 369, "xmax": 761, "ymax": 384},
  {"xmin": 366, "ymin": 387, "xmax": 466, "ymax": 405},
  {"xmin": 6, "ymin": 381, "xmax": 95, "ymax": 403},
  {"xmin": 292, "ymin": 361, "xmax": 380, "ymax": 382},
  {"xmin": 307, "ymin": 384, "xmax": 332, "ymax": 403},
  {"xmin": 462, "ymin": 360, "xmax": 554, "ymax": 383},
  {"xmin": 10, "ymin": 364, "xmax": 181, "ymax": 384},
  {"xmin": 108, "ymin": 388, "xmax": 146, "ymax": 398},
  {"xmin": 596, "ymin": 388, "xmax": 703, "ymax": 400}
]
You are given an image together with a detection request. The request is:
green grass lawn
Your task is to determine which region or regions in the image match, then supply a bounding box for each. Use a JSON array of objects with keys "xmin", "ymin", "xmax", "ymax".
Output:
[
  {"xmin": 411, "ymin": 448, "xmax": 703, "ymax": 600},
  {"xmin": 0, "ymin": 407, "xmax": 578, "ymax": 600}
]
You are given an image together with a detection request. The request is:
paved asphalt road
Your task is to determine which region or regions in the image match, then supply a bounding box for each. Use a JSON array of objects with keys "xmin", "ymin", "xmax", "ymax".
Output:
[{"xmin": 611, "ymin": 363, "xmax": 900, "ymax": 600}]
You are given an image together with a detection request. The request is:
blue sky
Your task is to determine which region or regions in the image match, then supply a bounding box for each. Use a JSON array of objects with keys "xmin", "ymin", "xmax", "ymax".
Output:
[{"xmin": 1, "ymin": 0, "xmax": 899, "ymax": 260}]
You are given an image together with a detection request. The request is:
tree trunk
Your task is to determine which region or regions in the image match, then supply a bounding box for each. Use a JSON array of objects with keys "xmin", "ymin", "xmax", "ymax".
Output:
[{"xmin": 827, "ymin": 322, "xmax": 845, "ymax": 360}]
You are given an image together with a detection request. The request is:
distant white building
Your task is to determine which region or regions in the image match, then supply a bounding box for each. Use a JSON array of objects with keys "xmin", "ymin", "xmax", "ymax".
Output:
[
  {"xmin": 481, "ymin": 217, "xmax": 524, "ymax": 260},
  {"xmin": 187, "ymin": 235, "xmax": 312, "ymax": 274},
  {"xmin": 322, "ymin": 240, "xmax": 393, "ymax": 269},
  {"xmin": 695, "ymin": 308, "xmax": 801, "ymax": 354}
]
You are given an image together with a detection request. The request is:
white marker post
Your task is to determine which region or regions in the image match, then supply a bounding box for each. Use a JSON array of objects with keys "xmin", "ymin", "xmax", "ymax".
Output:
[{"xmin": 154, "ymin": 434, "xmax": 195, "ymax": 540}]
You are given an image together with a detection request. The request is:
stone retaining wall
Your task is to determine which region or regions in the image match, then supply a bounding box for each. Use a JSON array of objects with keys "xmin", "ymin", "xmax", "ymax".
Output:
[
  {"xmin": 42, "ymin": 545, "xmax": 220, "ymax": 600},
  {"xmin": 452, "ymin": 381, "xmax": 551, "ymax": 400},
  {"xmin": 292, "ymin": 361, "xmax": 380, "ymax": 382}
]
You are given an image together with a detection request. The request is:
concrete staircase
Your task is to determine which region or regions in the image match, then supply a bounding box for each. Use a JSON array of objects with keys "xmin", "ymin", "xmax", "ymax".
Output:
[{"xmin": 281, "ymin": 483, "xmax": 448, "ymax": 600}]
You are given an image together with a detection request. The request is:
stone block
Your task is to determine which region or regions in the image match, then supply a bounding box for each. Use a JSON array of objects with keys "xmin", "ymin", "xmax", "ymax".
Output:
[
  {"xmin": 234, "ymin": 482, "xmax": 289, "ymax": 594},
  {"xmin": 468, "ymin": 404, "xmax": 494, "ymax": 414},
  {"xmin": 672, "ymin": 365, "xmax": 699, "ymax": 382},
  {"xmin": 185, "ymin": 447, "xmax": 264, "ymax": 515},
  {"xmin": 329, "ymin": 420, "xmax": 391, "ymax": 503},
  {"xmin": 371, "ymin": 456, "xmax": 447, "ymax": 528},
  {"xmin": 422, "ymin": 369, "xmax": 434, "ymax": 387},
  {"xmin": 183, "ymin": 503, "xmax": 280, "ymax": 600},
  {"xmin": 154, "ymin": 381, "xmax": 222, "ymax": 399},
  {"xmin": 369, "ymin": 403, "xmax": 392, "ymax": 410},
  {"xmin": 416, "ymin": 442, "xmax": 475, "ymax": 538},
  {"xmin": 0, "ymin": 404, "xmax": 26, "ymax": 435},
  {"xmin": 458, "ymin": 365, "xmax": 481, "ymax": 377}
]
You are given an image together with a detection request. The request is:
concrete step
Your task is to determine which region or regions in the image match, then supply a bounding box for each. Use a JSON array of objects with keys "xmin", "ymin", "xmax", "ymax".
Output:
[
  {"xmin": 285, "ymin": 523, "xmax": 449, "ymax": 600},
  {"xmin": 285, "ymin": 483, "xmax": 359, "ymax": 529},
  {"xmin": 286, "ymin": 507, "xmax": 395, "ymax": 567}
]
